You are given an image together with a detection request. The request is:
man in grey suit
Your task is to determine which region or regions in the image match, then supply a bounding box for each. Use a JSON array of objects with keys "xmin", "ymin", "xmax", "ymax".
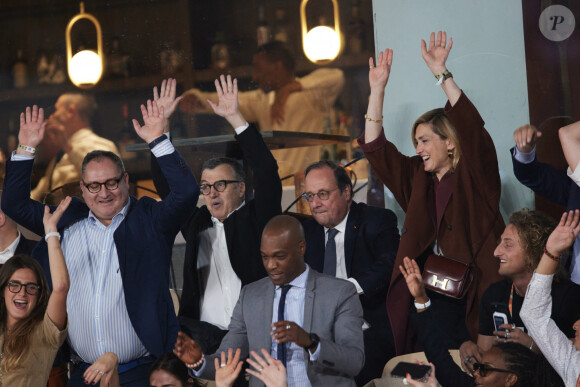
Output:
[{"xmin": 175, "ymin": 215, "xmax": 364, "ymax": 387}]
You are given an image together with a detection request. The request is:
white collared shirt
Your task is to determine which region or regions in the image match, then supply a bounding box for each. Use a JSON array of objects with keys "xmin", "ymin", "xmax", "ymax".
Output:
[
  {"xmin": 197, "ymin": 202, "xmax": 246, "ymax": 329},
  {"xmin": 324, "ymin": 212, "xmax": 363, "ymax": 294},
  {"xmin": 0, "ymin": 232, "xmax": 21, "ymax": 264}
]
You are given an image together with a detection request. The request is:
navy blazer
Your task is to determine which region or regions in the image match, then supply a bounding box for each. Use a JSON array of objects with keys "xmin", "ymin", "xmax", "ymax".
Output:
[
  {"xmin": 15, "ymin": 235, "xmax": 38, "ymax": 256},
  {"xmin": 152, "ymin": 124, "xmax": 282, "ymax": 320},
  {"xmin": 511, "ymin": 148, "xmax": 580, "ymax": 210},
  {"xmin": 302, "ymin": 201, "xmax": 399, "ymax": 329},
  {"xmin": 1, "ymin": 150, "xmax": 198, "ymax": 358}
]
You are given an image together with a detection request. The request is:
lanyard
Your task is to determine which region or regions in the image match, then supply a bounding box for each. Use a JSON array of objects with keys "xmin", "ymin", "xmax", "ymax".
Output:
[{"xmin": 509, "ymin": 283, "xmax": 514, "ymax": 318}]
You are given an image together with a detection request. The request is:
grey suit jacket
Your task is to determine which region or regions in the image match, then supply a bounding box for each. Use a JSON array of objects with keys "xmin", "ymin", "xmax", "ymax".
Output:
[{"xmin": 201, "ymin": 268, "xmax": 364, "ymax": 386}]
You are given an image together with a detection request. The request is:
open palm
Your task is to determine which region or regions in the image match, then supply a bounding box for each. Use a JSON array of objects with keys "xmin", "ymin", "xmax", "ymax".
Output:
[
  {"xmin": 153, "ymin": 78, "xmax": 182, "ymax": 120},
  {"xmin": 546, "ymin": 210, "xmax": 580, "ymax": 255},
  {"xmin": 208, "ymin": 74, "xmax": 239, "ymax": 118},
  {"xmin": 369, "ymin": 49, "xmax": 393, "ymax": 91}
]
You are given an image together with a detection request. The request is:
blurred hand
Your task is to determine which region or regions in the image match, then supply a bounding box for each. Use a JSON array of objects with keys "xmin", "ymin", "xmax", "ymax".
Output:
[
  {"xmin": 270, "ymin": 321, "xmax": 311, "ymax": 349},
  {"xmin": 17, "ymin": 105, "xmax": 46, "ymax": 151},
  {"xmin": 513, "ymin": 124, "xmax": 541, "ymax": 153},
  {"xmin": 459, "ymin": 340, "xmax": 482, "ymax": 373},
  {"xmin": 271, "ymin": 80, "xmax": 301, "ymax": 125},
  {"xmin": 546, "ymin": 210, "xmax": 580, "ymax": 256},
  {"xmin": 215, "ymin": 348, "xmax": 243, "ymax": 387},
  {"xmin": 421, "ymin": 31, "xmax": 453, "ymax": 75},
  {"xmin": 173, "ymin": 331, "xmax": 203, "ymax": 366},
  {"xmin": 43, "ymin": 196, "xmax": 71, "ymax": 235},
  {"xmin": 83, "ymin": 352, "xmax": 119, "ymax": 387},
  {"xmin": 368, "ymin": 49, "xmax": 393, "ymax": 92},
  {"xmin": 246, "ymin": 349, "xmax": 287, "ymax": 387},
  {"xmin": 399, "ymin": 257, "xmax": 428, "ymax": 302}
]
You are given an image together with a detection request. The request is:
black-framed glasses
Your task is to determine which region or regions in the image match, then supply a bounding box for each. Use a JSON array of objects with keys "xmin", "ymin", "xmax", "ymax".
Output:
[
  {"xmin": 302, "ymin": 188, "xmax": 339, "ymax": 202},
  {"xmin": 200, "ymin": 180, "xmax": 241, "ymax": 195},
  {"xmin": 6, "ymin": 280, "xmax": 41, "ymax": 296},
  {"xmin": 82, "ymin": 174, "xmax": 125, "ymax": 193},
  {"xmin": 472, "ymin": 362, "xmax": 513, "ymax": 377}
]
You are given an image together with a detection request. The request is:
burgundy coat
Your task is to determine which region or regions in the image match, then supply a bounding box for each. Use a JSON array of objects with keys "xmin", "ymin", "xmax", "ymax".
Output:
[{"xmin": 358, "ymin": 92, "xmax": 504, "ymax": 354}]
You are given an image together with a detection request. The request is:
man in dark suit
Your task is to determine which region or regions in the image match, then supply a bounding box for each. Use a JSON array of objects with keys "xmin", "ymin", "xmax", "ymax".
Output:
[
  {"xmin": 301, "ymin": 160, "xmax": 400, "ymax": 385},
  {"xmin": 511, "ymin": 124, "xmax": 580, "ymax": 284},
  {"xmin": 174, "ymin": 215, "xmax": 364, "ymax": 387},
  {"xmin": 0, "ymin": 193, "xmax": 37, "ymax": 263},
  {"xmin": 152, "ymin": 75, "xmax": 282, "ymax": 353},
  {"xmin": 2, "ymin": 100, "xmax": 198, "ymax": 386}
]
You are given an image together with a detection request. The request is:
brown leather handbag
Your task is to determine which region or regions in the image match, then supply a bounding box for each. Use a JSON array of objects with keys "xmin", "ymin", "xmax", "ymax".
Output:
[{"xmin": 422, "ymin": 254, "xmax": 473, "ymax": 299}]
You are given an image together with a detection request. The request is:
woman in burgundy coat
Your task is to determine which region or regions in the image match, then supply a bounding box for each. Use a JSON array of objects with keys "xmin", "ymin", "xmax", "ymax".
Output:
[{"xmin": 358, "ymin": 31, "xmax": 504, "ymax": 354}]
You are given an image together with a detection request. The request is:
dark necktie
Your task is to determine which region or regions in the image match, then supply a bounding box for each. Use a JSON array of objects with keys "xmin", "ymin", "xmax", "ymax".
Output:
[
  {"xmin": 323, "ymin": 228, "xmax": 339, "ymax": 276},
  {"xmin": 277, "ymin": 284, "xmax": 292, "ymax": 366}
]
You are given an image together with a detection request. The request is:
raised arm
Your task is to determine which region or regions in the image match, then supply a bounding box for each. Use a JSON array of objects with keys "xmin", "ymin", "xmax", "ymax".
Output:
[
  {"xmin": 44, "ymin": 196, "xmax": 71, "ymax": 331},
  {"xmin": 16, "ymin": 105, "xmax": 46, "ymax": 156},
  {"xmin": 539, "ymin": 210, "xmax": 580, "ymax": 275},
  {"xmin": 364, "ymin": 49, "xmax": 393, "ymax": 143},
  {"xmin": 559, "ymin": 121, "xmax": 580, "ymax": 175},
  {"xmin": 421, "ymin": 31, "xmax": 460, "ymax": 106}
]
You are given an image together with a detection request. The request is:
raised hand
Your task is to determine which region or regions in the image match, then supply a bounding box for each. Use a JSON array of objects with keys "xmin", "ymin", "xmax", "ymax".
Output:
[
  {"xmin": 153, "ymin": 78, "xmax": 183, "ymax": 125},
  {"xmin": 368, "ymin": 49, "xmax": 393, "ymax": 92},
  {"xmin": 17, "ymin": 105, "xmax": 46, "ymax": 153},
  {"xmin": 546, "ymin": 210, "xmax": 580, "ymax": 256},
  {"xmin": 514, "ymin": 124, "xmax": 542, "ymax": 153},
  {"xmin": 208, "ymin": 74, "xmax": 246, "ymax": 128},
  {"xmin": 132, "ymin": 100, "xmax": 166, "ymax": 143},
  {"xmin": 82, "ymin": 352, "xmax": 119, "ymax": 387},
  {"xmin": 43, "ymin": 196, "xmax": 71, "ymax": 235},
  {"xmin": 215, "ymin": 348, "xmax": 243, "ymax": 387},
  {"xmin": 399, "ymin": 257, "xmax": 428, "ymax": 303},
  {"xmin": 246, "ymin": 349, "xmax": 287, "ymax": 387},
  {"xmin": 421, "ymin": 31, "xmax": 453, "ymax": 75},
  {"xmin": 173, "ymin": 331, "xmax": 203, "ymax": 367}
]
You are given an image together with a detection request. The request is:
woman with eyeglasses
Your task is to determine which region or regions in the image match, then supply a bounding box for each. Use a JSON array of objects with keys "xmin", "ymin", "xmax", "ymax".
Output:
[
  {"xmin": 400, "ymin": 257, "xmax": 563, "ymax": 387},
  {"xmin": 357, "ymin": 31, "xmax": 504, "ymax": 354},
  {"xmin": 0, "ymin": 196, "xmax": 71, "ymax": 385}
]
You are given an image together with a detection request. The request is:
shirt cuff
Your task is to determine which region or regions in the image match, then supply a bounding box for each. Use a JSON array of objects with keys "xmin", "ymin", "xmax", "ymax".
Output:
[
  {"xmin": 308, "ymin": 342, "xmax": 321, "ymax": 361},
  {"xmin": 347, "ymin": 278, "xmax": 364, "ymax": 294},
  {"xmin": 150, "ymin": 138, "xmax": 175, "ymax": 158},
  {"xmin": 512, "ymin": 146, "xmax": 536, "ymax": 164},
  {"xmin": 566, "ymin": 161, "xmax": 580, "ymax": 187},
  {"xmin": 11, "ymin": 151, "xmax": 35, "ymax": 161},
  {"xmin": 234, "ymin": 123, "xmax": 250, "ymax": 135},
  {"xmin": 187, "ymin": 358, "xmax": 206, "ymax": 378}
]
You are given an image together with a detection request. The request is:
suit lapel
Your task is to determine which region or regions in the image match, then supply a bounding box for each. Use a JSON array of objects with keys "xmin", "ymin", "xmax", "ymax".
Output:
[
  {"xmin": 303, "ymin": 269, "xmax": 316, "ymax": 333},
  {"xmin": 260, "ymin": 280, "xmax": 276, "ymax": 351},
  {"xmin": 344, "ymin": 203, "xmax": 360, "ymax": 276}
]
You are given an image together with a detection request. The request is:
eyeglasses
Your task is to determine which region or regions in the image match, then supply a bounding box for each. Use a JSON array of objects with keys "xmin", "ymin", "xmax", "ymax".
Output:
[
  {"xmin": 200, "ymin": 180, "xmax": 241, "ymax": 195},
  {"xmin": 302, "ymin": 188, "xmax": 339, "ymax": 202},
  {"xmin": 82, "ymin": 175, "xmax": 124, "ymax": 193},
  {"xmin": 6, "ymin": 280, "xmax": 41, "ymax": 296},
  {"xmin": 472, "ymin": 362, "xmax": 513, "ymax": 377}
]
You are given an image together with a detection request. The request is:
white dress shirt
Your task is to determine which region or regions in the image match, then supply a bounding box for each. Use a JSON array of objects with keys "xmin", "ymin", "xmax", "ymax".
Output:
[
  {"xmin": 0, "ymin": 231, "xmax": 21, "ymax": 264},
  {"xmin": 324, "ymin": 212, "xmax": 363, "ymax": 294}
]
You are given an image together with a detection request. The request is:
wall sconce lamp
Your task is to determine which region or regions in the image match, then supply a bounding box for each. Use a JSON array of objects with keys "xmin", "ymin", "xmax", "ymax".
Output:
[
  {"xmin": 300, "ymin": 0, "xmax": 342, "ymax": 64},
  {"xmin": 66, "ymin": 2, "xmax": 103, "ymax": 88}
]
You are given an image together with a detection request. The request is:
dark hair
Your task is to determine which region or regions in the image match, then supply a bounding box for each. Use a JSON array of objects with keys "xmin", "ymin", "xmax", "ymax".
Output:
[
  {"xmin": 507, "ymin": 209, "xmax": 565, "ymax": 279},
  {"xmin": 494, "ymin": 342, "xmax": 564, "ymax": 387},
  {"xmin": 81, "ymin": 150, "xmax": 126, "ymax": 178},
  {"xmin": 201, "ymin": 157, "xmax": 245, "ymax": 181},
  {"xmin": 0, "ymin": 255, "xmax": 50, "ymax": 373},
  {"xmin": 149, "ymin": 352, "xmax": 195, "ymax": 386},
  {"xmin": 304, "ymin": 160, "xmax": 352, "ymax": 195},
  {"xmin": 255, "ymin": 40, "xmax": 295, "ymax": 72}
]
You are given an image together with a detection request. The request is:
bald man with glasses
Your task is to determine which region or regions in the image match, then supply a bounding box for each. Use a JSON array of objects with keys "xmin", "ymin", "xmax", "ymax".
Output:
[{"xmin": 151, "ymin": 75, "xmax": 282, "ymax": 354}]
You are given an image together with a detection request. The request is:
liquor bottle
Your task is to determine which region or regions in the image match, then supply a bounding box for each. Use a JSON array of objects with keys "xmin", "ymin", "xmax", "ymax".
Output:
[
  {"xmin": 12, "ymin": 49, "xmax": 28, "ymax": 88},
  {"xmin": 273, "ymin": 8, "xmax": 289, "ymax": 43},
  {"xmin": 256, "ymin": 4, "xmax": 270, "ymax": 46},
  {"xmin": 348, "ymin": 0, "xmax": 366, "ymax": 55},
  {"xmin": 118, "ymin": 104, "xmax": 137, "ymax": 161}
]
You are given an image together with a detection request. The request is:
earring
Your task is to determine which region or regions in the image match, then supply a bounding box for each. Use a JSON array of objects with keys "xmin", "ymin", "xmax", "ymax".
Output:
[{"xmin": 447, "ymin": 150, "xmax": 453, "ymax": 158}]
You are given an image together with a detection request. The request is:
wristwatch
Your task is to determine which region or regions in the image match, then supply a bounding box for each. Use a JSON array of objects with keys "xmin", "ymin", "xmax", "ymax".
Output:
[{"xmin": 304, "ymin": 333, "xmax": 320, "ymax": 351}]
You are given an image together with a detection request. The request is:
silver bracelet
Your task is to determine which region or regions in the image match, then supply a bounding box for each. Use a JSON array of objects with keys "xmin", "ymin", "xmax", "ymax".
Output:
[
  {"xmin": 414, "ymin": 298, "xmax": 431, "ymax": 310},
  {"xmin": 44, "ymin": 232, "xmax": 60, "ymax": 241}
]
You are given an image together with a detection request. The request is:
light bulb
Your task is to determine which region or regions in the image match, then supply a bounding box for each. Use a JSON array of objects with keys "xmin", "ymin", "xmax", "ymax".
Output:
[
  {"xmin": 69, "ymin": 50, "xmax": 103, "ymax": 87},
  {"xmin": 303, "ymin": 26, "xmax": 341, "ymax": 63}
]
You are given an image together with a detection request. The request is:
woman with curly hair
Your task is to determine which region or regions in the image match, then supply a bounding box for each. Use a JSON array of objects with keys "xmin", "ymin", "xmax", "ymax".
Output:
[{"xmin": 0, "ymin": 196, "xmax": 70, "ymax": 385}]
